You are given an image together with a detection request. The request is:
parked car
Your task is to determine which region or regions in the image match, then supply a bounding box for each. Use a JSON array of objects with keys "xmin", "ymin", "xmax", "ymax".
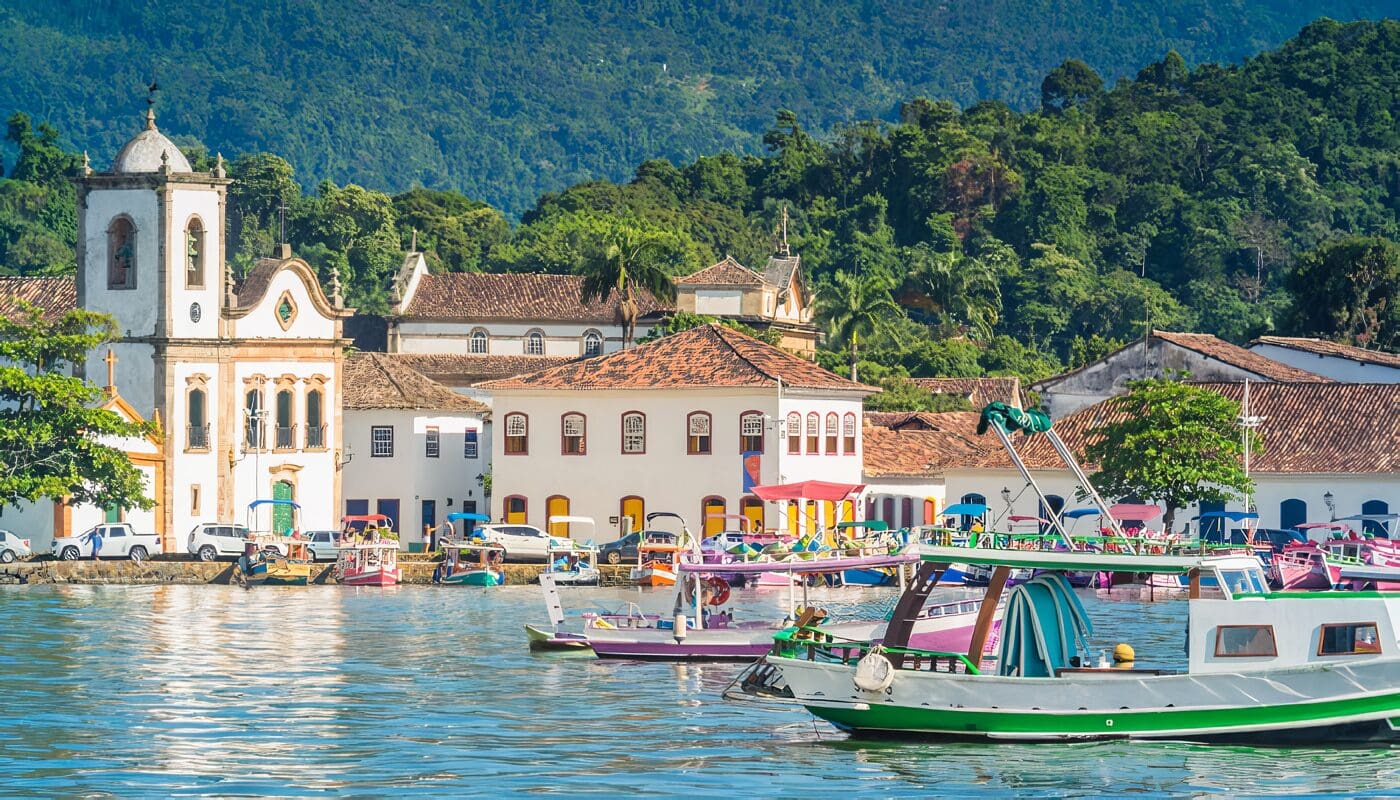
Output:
[
  {"xmin": 186, "ymin": 523, "xmax": 252, "ymax": 561},
  {"xmin": 472, "ymin": 524, "xmax": 568, "ymax": 561},
  {"xmin": 303, "ymin": 530, "xmax": 344, "ymax": 562},
  {"xmin": 0, "ymin": 529, "xmax": 32, "ymax": 563},
  {"xmin": 599, "ymin": 531, "xmax": 677, "ymax": 565},
  {"xmin": 52, "ymin": 523, "xmax": 162, "ymax": 561}
]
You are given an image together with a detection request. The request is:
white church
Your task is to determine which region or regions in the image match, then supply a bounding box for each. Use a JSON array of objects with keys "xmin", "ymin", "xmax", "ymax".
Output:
[{"xmin": 5, "ymin": 109, "xmax": 351, "ymax": 552}]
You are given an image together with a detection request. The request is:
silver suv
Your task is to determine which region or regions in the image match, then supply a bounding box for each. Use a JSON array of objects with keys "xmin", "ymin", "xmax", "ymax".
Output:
[{"xmin": 187, "ymin": 523, "xmax": 251, "ymax": 561}]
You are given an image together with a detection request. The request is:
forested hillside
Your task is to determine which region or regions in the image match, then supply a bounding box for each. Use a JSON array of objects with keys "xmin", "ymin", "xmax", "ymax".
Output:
[
  {"xmin": 2, "ymin": 18, "xmax": 1397, "ymax": 391},
  {"xmin": 0, "ymin": 0, "xmax": 1392, "ymax": 215}
]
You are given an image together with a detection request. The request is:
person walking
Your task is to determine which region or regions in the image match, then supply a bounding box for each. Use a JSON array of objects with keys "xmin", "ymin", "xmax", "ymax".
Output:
[{"xmin": 90, "ymin": 528, "xmax": 104, "ymax": 560}]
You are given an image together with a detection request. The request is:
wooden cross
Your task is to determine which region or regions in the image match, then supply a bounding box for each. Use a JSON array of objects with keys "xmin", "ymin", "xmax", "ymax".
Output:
[{"xmin": 104, "ymin": 349, "xmax": 117, "ymax": 396}]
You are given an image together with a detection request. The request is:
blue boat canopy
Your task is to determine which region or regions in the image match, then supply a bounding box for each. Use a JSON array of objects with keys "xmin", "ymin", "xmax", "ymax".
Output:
[
  {"xmin": 248, "ymin": 499, "xmax": 300, "ymax": 509},
  {"xmin": 1062, "ymin": 508, "xmax": 1100, "ymax": 520},
  {"xmin": 446, "ymin": 512, "xmax": 490, "ymax": 523},
  {"xmin": 941, "ymin": 503, "xmax": 988, "ymax": 516},
  {"xmin": 1194, "ymin": 511, "xmax": 1260, "ymax": 522}
]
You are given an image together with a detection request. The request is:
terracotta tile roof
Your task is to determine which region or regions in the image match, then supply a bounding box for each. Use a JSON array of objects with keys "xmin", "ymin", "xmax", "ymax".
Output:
[
  {"xmin": 863, "ymin": 412, "xmax": 990, "ymax": 478},
  {"xmin": 386, "ymin": 353, "xmax": 577, "ymax": 387},
  {"xmin": 1250, "ymin": 336, "xmax": 1400, "ymax": 370},
  {"xmin": 952, "ymin": 382, "xmax": 1400, "ymax": 474},
  {"xmin": 480, "ymin": 323, "xmax": 876, "ymax": 392},
  {"xmin": 0, "ymin": 276, "xmax": 77, "ymax": 323},
  {"xmin": 343, "ymin": 353, "xmax": 490, "ymax": 414},
  {"xmin": 236, "ymin": 258, "xmax": 283, "ymax": 307},
  {"xmin": 675, "ymin": 256, "xmax": 767, "ymax": 287},
  {"xmin": 401, "ymin": 272, "xmax": 671, "ymax": 321},
  {"xmin": 1150, "ymin": 330, "xmax": 1327, "ymax": 382},
  {"xmin": 910, "ymin": 377, "xmax": 1024, "ymax": 408},
  {"xmin": 761, "ymin": 253, "xmax": 802, "ymax": 294}
]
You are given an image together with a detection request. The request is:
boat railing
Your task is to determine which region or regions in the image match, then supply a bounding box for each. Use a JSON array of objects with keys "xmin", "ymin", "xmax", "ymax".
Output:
[{"xmin": 771, "ymin": 627, "xmax": 980, "ymax": 675}]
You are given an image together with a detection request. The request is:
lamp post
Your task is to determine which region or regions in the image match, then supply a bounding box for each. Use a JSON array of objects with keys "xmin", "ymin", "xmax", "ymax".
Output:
[
  {"xmin": 1001, "ymin": 486, "xmax": 1012, "ymax": 522},
  {"xmin": 1324, "ymin": 491, "xmax": 1335, "ymax": 521}
]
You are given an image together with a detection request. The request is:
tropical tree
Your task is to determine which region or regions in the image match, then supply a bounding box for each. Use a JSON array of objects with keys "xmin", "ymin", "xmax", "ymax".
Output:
[
  {"xmin": 1286, "ymin": 236, "xmax": 1400, "ymax": 351},
  {"xmin": 902, "ymin": 244, "xmax": 1002, "ymax": 339},
  {"xmin": 814, "ymin": 270, "xmax": 905, "ymax": 381},
  {"xmin": 575, "ymin": 217, "xmax": 690, "ymax": 346},
  {"xmin": 1082, "ymin": 378, "xmax": 1257, "ymax": 535},
  {"xmin": 0, "ymin": 303, "xmax": 154, "ymax": 513}
]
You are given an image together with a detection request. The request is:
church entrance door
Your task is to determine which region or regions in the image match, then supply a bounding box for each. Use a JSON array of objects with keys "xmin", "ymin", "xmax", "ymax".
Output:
[{"xmin": 272, "ymin": 480, "xmax": 295, "ymax": 535}]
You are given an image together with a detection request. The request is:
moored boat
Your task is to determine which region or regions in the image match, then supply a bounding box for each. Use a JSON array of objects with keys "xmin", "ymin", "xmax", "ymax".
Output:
[
  {"xmin": 544, "ymin": 515, "xmax": 601, "ymax": 586},
  {"xmin": 434, "ymin": 541, "xmax": 505, "ymax": 586},
  {"xmin": 234, "ymin": 499, "xmax": 314, "ymax": 587}
]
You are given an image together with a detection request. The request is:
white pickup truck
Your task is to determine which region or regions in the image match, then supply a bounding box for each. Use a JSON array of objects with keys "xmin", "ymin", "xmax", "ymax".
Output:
[{"xmin": 51, "ymin": 523, "xmax": 163, "ymax": 562}]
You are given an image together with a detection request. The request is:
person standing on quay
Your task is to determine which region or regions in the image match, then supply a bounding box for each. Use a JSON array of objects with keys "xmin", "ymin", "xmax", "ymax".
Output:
[{"xmin": 90, "ymin": 528, "xmax": 104, "ymax": 560}]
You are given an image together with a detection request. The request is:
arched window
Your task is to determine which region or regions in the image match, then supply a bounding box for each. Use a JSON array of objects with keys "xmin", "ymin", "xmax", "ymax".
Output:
[
  {"xmin": 805, "ymin": 412, "xmax": 819, "ymax": 454},
  {"xmin": 1280, "ymin": 499, "xmax": 1307, "ymax": 531},
  {"xmin": 503, "ymin": 495, "xmax": 528, "ymax": 524},
  {"xmin": 107, "ymin": 216, "xmax": 136, "ymax": 289},
  {"xmin": 583, "ymin": 330, "xmax": 603, "ymax": 357},
  {"xmin": 469, "ymin": 328, "xmax": 489, "ymax": 354},
  {"xmin": 621, "ymin": 411, "xmax": 646, "ymax": 454},
  {"xmin": 1039, "ymin": 495, "xmax": 1065, "ymax": 535},
  {"xmin": 186, "ymin": 388, "xmax": 208, "ymax": 451},
  {"xmin": 305, "ymin": 389, "xmax": 325, "ymax": 449},
  {"xmin": 786, "ymin": 412, "xmax": 802, "ymax": 454},
  {"xmin": 244, "ymin": 387, "xmax": 263, "ymax": 449},
  {"xmin": 702, "ymin": 496, "xmax": 726, "ymax": 536},
  {"xmin": 504, "ymin": 413, "xmax": 528, "ymax": 455},
  {"xmin": 959, "ymin": 493, "xmax": 986, "ymax": 532},
  {"xmin": 275, "ymin": 388, "xmax": 296, "ymax": 450},
  {"xmin": 842, "ymin": 412, "xmax": 857, "ymax": 455},
  {"xmin": 561, "ymin": 412, "xmax": 586, "ymax": 455},
  {"xmin": 739, "ymin": 411, "xmax": 764, "ymax": 453},
  {"xmin": 185, "ymin": 217, "xmax": 205, "ymax": 288},
  {"xmin": 687, "ymin": 411, "xmax": 712, "ymax": 455},
  {"xmin": 525, "ymin": 329, "xmax": 545, "ymax": 355},
  {"xmin": 824, "ymin": 412, "xmax": 838, "ymax": 455}
]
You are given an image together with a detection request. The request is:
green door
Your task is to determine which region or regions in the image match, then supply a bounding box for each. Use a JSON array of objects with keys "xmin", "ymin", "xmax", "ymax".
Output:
[{"xmin": 272, "ymin": 481, "xmax": 295, "ymax": 535}]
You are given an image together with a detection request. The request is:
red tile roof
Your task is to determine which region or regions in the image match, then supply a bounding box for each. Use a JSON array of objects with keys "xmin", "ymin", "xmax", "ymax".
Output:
[
  {"xmin": 948, "ymin": 382, "xmax": 1400, "ymax": 474},
  {"xmin": 0, "ymin": 276, "xmax": 77, "ymax": 323},
  {"xmin": 863, "ymin": 412, "xmax": 987, "ymax": 477},
  {"xmin": 1149, "ymin": 330, "xmax": 1327, "ymax": 382},
  {"xmin": 675, "ymin": 256, "xmax": 766, "ymax": 287},
  {"xmin": 910, "ymin": 377, "xmax": 1025, "ymax": 408},
  {"xmin": 480, "ymin": 323, "xmax": 876, "ymax": 392},
  {"xmin": 402, "ymin": 272, "xmax": 671, "ymax": 321},
  {"xmin": 344, "ymin": 353, "xmax": 490, "ymax": 413},
  {"xmin": 1250, "ymin": 336, "xmax": 1400, "ymax": 370},
  {"xmin": 386, "ymin": 353, "xmax": 577, "ymax": 387}
]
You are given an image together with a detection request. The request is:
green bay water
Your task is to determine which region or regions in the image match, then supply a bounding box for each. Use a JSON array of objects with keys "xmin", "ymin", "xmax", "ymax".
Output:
[{"xmin": 0, "ymin": 583, "xmax": 1393, "ymax": 798}]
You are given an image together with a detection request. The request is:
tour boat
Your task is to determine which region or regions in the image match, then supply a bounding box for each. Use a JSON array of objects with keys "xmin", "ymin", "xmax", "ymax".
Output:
[
  {"xmin": 234, "ymin": 499, "xmax": 314, "ymax": 587},
  {"xmin": 335, "ymin": 540, "xmax": 400, "ymax": 587},
  {"xmin": 544, "ymin": 516, "xmax": 601, "ymax": 586},
  {"xmin": 630, "ymin": 516, "xmax": 690, "ymax": 587},
  {"xmin": 1275, "ymin": 542, "xmax": 1354, "ymax": 590},
  {"xmin": 737, "ymin": 544, "xmax": 1400, "ymax": 743},
  {"xmin": 524, "ymin": 574, "xmax": 593, "ymax": 650},
  {"xmin": 434, "ymin": 541, "xmax": 505, "ymax": 587}
]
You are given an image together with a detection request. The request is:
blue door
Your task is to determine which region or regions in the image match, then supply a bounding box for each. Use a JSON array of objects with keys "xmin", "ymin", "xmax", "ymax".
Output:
[
  {"xmin": 1279, "ymin": 499, "xmax": 1306, "ymax": 531},
  {"xmin": 1362, "ymin": 500, "xmax": 1390, "ymax": 537},
  {"xmin": 376, "ymin": 499, "xmax": 401, "ymax": 535},
  {"xmin": 1198, "ymin": 501, "xmax": 1225, "ymax": 541}
]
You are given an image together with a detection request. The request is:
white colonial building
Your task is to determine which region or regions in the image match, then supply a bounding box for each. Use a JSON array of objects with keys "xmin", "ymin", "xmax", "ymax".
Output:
[
  {"xmin": 480, "ymin": 324, "xmax": 876, "ymax": 540},
  {"xmin": 674, "ymin": 243, "xmax": 819, "ymax": 356},
  {"xmin": 0, "ymin": 109, "xmax": 353, "ymax": 551},
  {"xmin": 1248, "ymin": 336, "xmax": 1400, "ymax": 383},
  {"xmin": 341, "ymin": 353, "xmax": 490, "ymax": 551}
]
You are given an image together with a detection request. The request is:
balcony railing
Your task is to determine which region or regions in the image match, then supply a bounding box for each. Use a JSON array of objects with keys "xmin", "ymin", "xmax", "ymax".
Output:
[
  {"xmin": 275, "ymin": 425, "xmax": 298, "ymax": 450},
  {"xmin": 305, "ymin": 424, "xmax": 326, "ymax": 450},
  {"xmin": 186, "ymin": 423, "xmax": 210, "ymax": 450},
  {"xmin": 244, "ymin": 424, "xmax": 265, "ymax": 450}
]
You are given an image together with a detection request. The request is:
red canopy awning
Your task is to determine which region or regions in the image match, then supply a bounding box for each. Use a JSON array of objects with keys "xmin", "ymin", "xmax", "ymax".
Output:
[
  {"xmin": 1108, "ymin": 503, "xmax": 1163, "ymax": 521},
  {"xmin": 750, "ymin": 480, "xmax": 865, "ymax": 503}
]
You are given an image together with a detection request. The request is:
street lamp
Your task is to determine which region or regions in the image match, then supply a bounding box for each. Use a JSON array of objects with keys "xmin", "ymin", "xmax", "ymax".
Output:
[{"xmin": 1324, "ymin": 491, "xmax": 1335, "ymax": 521}]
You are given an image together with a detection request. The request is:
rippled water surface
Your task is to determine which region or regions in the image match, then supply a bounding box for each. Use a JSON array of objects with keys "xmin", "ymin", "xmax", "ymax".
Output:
[{"xmin": 0, "ymin": 584, "xmax": 1394, "ymax": 798}]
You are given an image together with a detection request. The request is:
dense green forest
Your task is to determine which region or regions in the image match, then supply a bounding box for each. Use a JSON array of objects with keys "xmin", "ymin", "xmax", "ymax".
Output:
[
  {"xmin": 2, "ymin": 18, "xmax": 1398, "ymax": 395},
  {"xmin": 0, "ymin": 0, "xmax": 1393, "ymax": 216}
]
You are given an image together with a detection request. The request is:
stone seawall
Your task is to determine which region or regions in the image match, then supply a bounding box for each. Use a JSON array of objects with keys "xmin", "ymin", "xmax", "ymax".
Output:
[{"xmin": 0, "ymin": 560, "xmax": 636, "ymax": 586}]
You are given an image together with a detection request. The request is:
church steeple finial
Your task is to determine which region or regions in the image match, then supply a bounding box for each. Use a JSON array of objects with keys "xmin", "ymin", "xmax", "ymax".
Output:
[
  {"xmin": 776, "ymin": 205, "xmax": 791, "ymax": 256},
  {"xmin": 144, "ymin": 106, "xmax": 156, "ymax": 131},
  {"xmin": 330, "ymin": 263, "xmax": 344, "ymax": 309},
  {"xmin": 144, "ymin": 79, "xmax": 159, "ymax": 130},
  {"xmin": 103, "ymin": 349, "xmax": 117, "ymax": 398}
]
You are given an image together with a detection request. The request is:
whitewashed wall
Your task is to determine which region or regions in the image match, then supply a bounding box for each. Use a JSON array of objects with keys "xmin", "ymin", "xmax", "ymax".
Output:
[{"xmin": 1247, "ymin": 343, "xmax": 1400, "ymax": 383}]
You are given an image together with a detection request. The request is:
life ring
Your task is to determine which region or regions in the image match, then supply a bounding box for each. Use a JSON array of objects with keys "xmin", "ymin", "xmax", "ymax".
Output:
[{"xmin": 685, "ymin": 576, "xmax": 731, "ymax": 606}]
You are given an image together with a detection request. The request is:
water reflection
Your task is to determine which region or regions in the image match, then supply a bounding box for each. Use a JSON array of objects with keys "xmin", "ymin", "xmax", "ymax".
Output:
[{"xmin": 0, "ymin": 584, "xmax": 1392, "ymax": 797}]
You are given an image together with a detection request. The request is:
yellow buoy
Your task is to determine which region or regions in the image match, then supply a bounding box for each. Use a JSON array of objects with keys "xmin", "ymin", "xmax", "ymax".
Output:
[{"xmin": 1113, "ymin": 643, "xmax": 1135, "ymax": 663}]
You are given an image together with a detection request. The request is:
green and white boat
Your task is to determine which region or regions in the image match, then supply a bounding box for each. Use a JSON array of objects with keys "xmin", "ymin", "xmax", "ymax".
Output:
[{"xmin": 739, "ymin": 546, "xmax": 1400, "ymax": 744}]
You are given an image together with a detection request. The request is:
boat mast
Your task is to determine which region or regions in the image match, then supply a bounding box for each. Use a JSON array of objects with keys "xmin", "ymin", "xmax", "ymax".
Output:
[{"xmin": 1238, "ymin": 379, "xmax": 1263, "ymax": 538}]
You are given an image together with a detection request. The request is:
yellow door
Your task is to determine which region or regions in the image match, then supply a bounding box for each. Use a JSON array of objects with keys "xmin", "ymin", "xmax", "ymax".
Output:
[
  {"xmin": 786, "ymin": 501, "xmax": 800, "ymax": 537},
  {"xmin": 547, "ymin": 496, "xmax": 570, "ymax": 538},
  {"xmin": 805, "ymin": 502, "xmax": 819, "ymax": 538},
  {"xmin": 620, "ymin": 496, "xmax": 645, "ymax": 534},
  {"xmin": 741, "ymin": 497, "xmax": 764, "ymax": 535},
  {"xmin": 504, "ymin": 495, "xmax": 527, "ymax": 524},
  {"xmin": 703, "ymin": 497, "xmax": 726, "ymax": 536},
  {"xmin": 840, "ymin": 500, "xmax": 854, "ymax": 525}
]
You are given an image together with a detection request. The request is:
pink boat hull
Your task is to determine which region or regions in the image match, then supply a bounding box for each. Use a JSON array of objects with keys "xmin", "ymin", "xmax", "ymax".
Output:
[{"xmin": 341, "ymin": 568, "xmax": 400, "ymax": 587}]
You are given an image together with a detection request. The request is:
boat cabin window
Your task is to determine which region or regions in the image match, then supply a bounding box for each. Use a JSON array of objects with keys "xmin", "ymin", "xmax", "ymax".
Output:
[
  {"xmin": 1216, "ymin": 567, "xmax": 1268, "ymax": 597},
  {"xmin": 1214, "ymin": 625, "xmax": 1278, "ymax": 658},
  {"xmin": 1318, "ymin": 623, "xmax": 1382, "ymax": 656}
]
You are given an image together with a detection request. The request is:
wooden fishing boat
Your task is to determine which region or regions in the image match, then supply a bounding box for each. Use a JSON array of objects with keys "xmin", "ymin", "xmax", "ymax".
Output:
[
  {"xmin": 544, "ymin": 515, "xmax": 600, "ymax": 586},
  {"xmin": 434, "ymin": 541, "xmax": 504, "ymax": 587},
  {"xmin": 629, "ymin": 516, "xmax": 690, "ymax": 587},
  {"xmin": 739, "ymin": 545, "xmax": 1400, "ymax": 744},
  {"xmin": 234, "ymin": 499, "xmax": 314, "ymax": 587}
]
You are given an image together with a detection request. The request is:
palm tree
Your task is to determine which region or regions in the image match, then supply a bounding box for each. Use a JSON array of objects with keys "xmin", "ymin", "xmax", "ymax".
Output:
[
  {"xmin": 814, "ymin": 270, "xmax": 904, "ymax": 381},
  {"xmin": 577, "ymin": 222, "xmax": 681, "ymax": 347},
  {"xmin": 905, "ymin": 245, "xmax": 1002, "ymax": 340}
]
